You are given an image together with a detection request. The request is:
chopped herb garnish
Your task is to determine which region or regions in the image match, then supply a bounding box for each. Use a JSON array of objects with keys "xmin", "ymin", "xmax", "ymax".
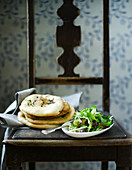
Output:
[
  {"xmin": 27, "ymin": 99, "xmax": 32, "ymax": 106},
  {"xmin": 46, "ymin": 99, "xmax": 55, "ymax": 105}
]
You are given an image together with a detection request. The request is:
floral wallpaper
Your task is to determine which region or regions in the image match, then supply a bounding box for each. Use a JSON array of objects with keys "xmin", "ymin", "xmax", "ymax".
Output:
[{"xmin": 0, "ymin": 0, "xmax": 132, "ymax": 170}]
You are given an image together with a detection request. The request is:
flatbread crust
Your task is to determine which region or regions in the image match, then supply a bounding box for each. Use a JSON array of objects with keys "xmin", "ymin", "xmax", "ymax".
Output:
[
  {"xmin": 19, "ymin": 94, "xmax": 64, "ymax": 117},
  {"xmin": 24, "ymin": 104, "xmax": 75, "ymax": 125},
  {"xmin": 61, "ymin": 99, "xmax": 70, "ymax": 113},
  {"xmin": 18, "ymin": 111, "xmax": 59, "ymax": 129}
]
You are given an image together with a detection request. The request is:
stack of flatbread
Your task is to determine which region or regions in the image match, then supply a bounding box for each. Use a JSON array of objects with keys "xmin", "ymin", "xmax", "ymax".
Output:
[{"xmin": 18, "ymin": 94, "xmax": 75, "ymax": 129}]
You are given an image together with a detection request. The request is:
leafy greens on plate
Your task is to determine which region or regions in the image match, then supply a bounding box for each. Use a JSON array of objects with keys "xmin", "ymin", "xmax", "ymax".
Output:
[{"xmin": 67, "ymin": 105, "xmax": 114, "ymax": 133}]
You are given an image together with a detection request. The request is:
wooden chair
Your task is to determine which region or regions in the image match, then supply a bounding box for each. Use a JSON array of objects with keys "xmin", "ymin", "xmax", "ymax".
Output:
[{"xmin": 3, "ymin": 0, "xmax": 132, "ymax": 170}]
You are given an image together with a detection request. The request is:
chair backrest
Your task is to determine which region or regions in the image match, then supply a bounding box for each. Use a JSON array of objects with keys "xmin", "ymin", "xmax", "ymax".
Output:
[{"xmin": 27, "ymin": 0, "xmax": 110, "ymax": 112}]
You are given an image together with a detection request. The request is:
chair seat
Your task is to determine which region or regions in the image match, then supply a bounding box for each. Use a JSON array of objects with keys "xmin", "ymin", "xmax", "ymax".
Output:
[
  {"xmin": 4, "ymin": 118, "xmax": 126, "ymax": 142},
  {"xmin": 3, "ymin": 117, "xmax": 132, "ymax": 169}
]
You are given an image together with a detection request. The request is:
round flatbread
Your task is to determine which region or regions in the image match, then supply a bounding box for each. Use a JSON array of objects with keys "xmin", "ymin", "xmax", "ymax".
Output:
[
  {"xmin": 25, "ymin": 98, "xmax": 70, "ymax": 120},
  {"xmin": 24, "ymin": 104, "xmax": 75, "ymax": 125},
  {"xmin": 18, "ymin": 111, "xmax": 59, "ymax": 129},
  {"xmin": 19, "ymin": 94, "xmax": 64, "ymax": 117}
]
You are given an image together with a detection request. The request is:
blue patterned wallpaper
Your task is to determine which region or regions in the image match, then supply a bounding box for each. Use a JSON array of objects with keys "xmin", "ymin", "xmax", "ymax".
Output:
[
  {"xmin": 0, "ymin": 0, "xmax": 132, "ymax": 169},
  {"xmin": 0, "ymin": 0, "xmax": 27, "ymax": 110}
]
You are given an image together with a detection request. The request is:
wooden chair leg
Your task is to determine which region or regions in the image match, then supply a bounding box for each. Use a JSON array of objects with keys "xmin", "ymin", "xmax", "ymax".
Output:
[
  {"xmin": 116, "ymin": 167, "xmax": 131, "ymax": 170},
  {"xmin": 116, "ymin": 166, "xmax": 132, "ymax": 170},
  {"xmin": 101, "ymin": 161, "xmax": 108, "ymax": 170},
  {"xmin": 29, "ymin": 162, "xmax": 35, "ymax": 170},
  {"xmin": 7, "ymin": 167, "xmax": 22, "ymax": 170}
]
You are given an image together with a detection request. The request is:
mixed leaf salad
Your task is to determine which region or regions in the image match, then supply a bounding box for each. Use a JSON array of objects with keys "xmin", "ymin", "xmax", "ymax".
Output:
[{"xmin": 68, "ymin": 105, "xmax": 114, "ymax": 133}]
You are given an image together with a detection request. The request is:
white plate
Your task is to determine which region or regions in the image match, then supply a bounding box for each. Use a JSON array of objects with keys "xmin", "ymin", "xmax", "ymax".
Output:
[{"xmin": 62, "ymin": 123, "xmax": 114, "ymax": 138}]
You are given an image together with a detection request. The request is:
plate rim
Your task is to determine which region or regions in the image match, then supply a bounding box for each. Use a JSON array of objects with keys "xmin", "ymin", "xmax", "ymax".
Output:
[{"xmin": 62, "ymin": 121, "xmax": 114, "ymax": 138}]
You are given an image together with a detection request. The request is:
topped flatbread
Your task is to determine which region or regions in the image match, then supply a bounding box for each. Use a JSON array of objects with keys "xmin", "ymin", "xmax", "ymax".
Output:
[
  {"xmin": 19, "ymin": 94, "xmax": 64, "ymax": 117},
  {"xmin": 23, "ymin": 104, "xmax": 75, "ymax": 125},
  {"xmin": 25, "ymin": 99, "xmax": 70, "ymax": 120}
]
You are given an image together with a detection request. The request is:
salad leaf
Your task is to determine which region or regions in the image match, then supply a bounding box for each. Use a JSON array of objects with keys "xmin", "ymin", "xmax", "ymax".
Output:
[{"xmin": 68, "ymin": 105, "xmax": 114, "ymax": 133}]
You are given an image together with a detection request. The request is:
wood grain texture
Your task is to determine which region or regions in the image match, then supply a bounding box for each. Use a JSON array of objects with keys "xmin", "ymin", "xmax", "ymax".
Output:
[
  {"xmin": 56, "ymin": 0, "xmax": 81, "ymax": 77},
  {"xmin": 35, "ymin": 77, "xmax": 103, "ymax": 85},
  {"xmin": 27, "ymin": 0, "xmax": 35, "ymax": 88},
  {"xmin": 103, "ymin": 0, "xmax": 110, "ymax": 112}
]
